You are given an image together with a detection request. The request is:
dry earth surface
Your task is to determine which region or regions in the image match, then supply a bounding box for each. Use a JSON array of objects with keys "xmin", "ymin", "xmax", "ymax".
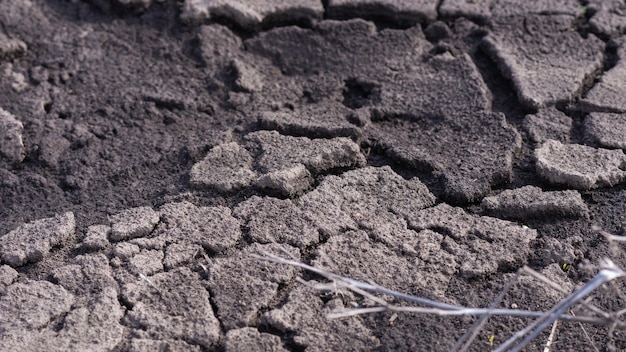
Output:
[{"xmin": 1, "ymin": 0, "xmax": 626, "ymax": 351}]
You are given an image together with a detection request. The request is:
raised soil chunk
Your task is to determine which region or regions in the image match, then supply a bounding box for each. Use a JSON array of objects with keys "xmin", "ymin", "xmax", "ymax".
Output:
[
  {"xmin": 0, "ymin": 265, "xmax": 18, "ymax": 288},
  {"xmin": 247, "ymin": 130, "xmax": 365, "ymax": 174},
  {"xmin": 371, "ymin": 110, "xmax": 521, "ymax": 203},
  {"xmin": 0, "ymin": 280, "xmax": 74, "ymax": 331},
  {"xmin": 109, "ymin": 206, "xmax": 159, "ymax": 242},
  {"xmin": 584, "ymin": 112, "xmax": 626, "ymax": 149},
  {"xmin": 80, "ymin": 225, "xmax": 111, "ymax": 251},
  {"xmin": 535, "ymin": 139, "xmax": 626, "ymax": 189},
  {"xmin": 246, "ymin": 130, "xmax": 366, "ymax": 195},
  {"xmin": 122, "ymin": 267, "xmax": 221, "ymax": 348},
  {"xmin": 0, "ymin": 107, "xmax": 25, "ymax": 163},
  {"xmin": 0, "ymin": 212, "xmax": 75, "ymax": 267},
  {"xmin": 208, "ymin": 243, "xmax": 300, "ymax": 330},
  {"xmin": 326, "ymin": 0, "xmax": 437, "ymax": 26},
  {"xmin": 580, "ymin": 37, "xmax": 626, "ymax": 113},
  {"xmin": 297, "ymin": 166, "xmax": 436, "ymax": 236},
  {"xmin": 190, "ymin": 142, "xmax": 257, "ymax": 192},
  {"xmin": 588, "ymin": 0, "xmax": 626, "ymax": 38},
  {"xmin": 52, "ymin": 253, "xmax": 118, "ymax": 296},
  {"xmin": 255, "ymin": 164, "xmax": 313, "ymax": 196},
  {"xmin": 482, "ymin": 185, "xmax": 589, "ymax": 219},
  {"xmin": 482, "ymin": 14, "xmax": 604, "ymax": 109},
  {"xmin": 0, "ymin": 32, "xmax": 27, "ymax": 60},
  {"xmin": 440, "ymin": 0, "xmax": 581, "ymax": 22},
  {"xmin": 257, "ymin": 102, "xmax": 361, "ymax": 139},
  {"xmin": 180, "ymin": 0, "xmax": 324, "ymax": 28},
  {"xmin": 523, "ymin": 107, "xmax": 573, "ymax": 144}
]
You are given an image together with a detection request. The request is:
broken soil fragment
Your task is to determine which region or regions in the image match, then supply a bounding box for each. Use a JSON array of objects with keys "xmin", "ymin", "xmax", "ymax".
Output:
[
  {"xmin": 535, "ymin": 139, "xmax": 626, "ymax": 189},
  {"xmin": 0, "ymin": 282, "xmax": 125, "ymax": 351},
  {"xmin": 122, "ymin": 267, "xmax": 221, "ymax": 348},
  {"xmin": 580, "ymin": 37, "xmax": 626, "ymax": 113},
  {"xmin": 371, "ymin": 110, "xmax": 521, "ymax": 203},
  {"xmin": 0, "ymin": 107, "xmax": 25, "ymax": 163},
  {"xmin": 584, "ymin": 112, "xmax": 626, "ymax": 149},
  {"xmin": 261, "ymin": 283, "xmax": 380, "ymax": 351},
  {"xmin": 190, "ymin": 142, "xmax": 257, "ymax": 192},
  {"xmin": 523, "ymin": 107, "xmax": 572, "ymax": 144},
  {"xmin": 297, "ymin": 166, "xmax": 436, "ymax": 237},
  {"xmin": 109, "ymin": 206, "xmax": 159, "ymax": 242},
  {"xmin": 0, "ymin": 212, "xmax": 75, "ymax": 267},
  {"xmin": 208, "ymin": 243, "xmax": 300, "ymax": 330},
  {"xmin": 407, "ymin": 204, "xmax": 537, "ymax": 277},
  {"xmin": 482, "ymin": 14, "xmax": 604, "ymax": 109},
  {"xmin": 326, "ymin": 0, "xmax": 437, "ymax": 26},
  {"xmin": 482, "ymin": 185, "xmax": 589, "ymax": 219},
  {"xmin": 156, "ymin": 201, "xmax": 242, "ymax": 254},
  {"xmin": 246, "ymin": 130, "xmax": 366, "ymax": 195},
  {"xmin": 233, "ymin": 196, "xmax": 319, "ymax": 248},
  {"xmin": 180, "ymin": 0, "xmax": 324, "ymax": 29},
  {"xmin": 588, "ymin": 0, "xmax": 626, "ymax": 38},
  {"xmin": 440, "ymin": 0, "xmax": 581, "ymax": 22}
]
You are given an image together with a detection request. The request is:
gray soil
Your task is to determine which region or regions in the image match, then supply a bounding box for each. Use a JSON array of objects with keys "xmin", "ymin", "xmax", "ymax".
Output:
[{"xmin": 1, "ymin": 0, "xmax": 626, "ymax": 351}]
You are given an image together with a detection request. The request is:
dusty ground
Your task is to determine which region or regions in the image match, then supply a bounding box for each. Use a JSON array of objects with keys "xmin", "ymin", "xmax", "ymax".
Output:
[{"xmin": 1, "ymin": 0, "xmax": 626, "ymax": 351}]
